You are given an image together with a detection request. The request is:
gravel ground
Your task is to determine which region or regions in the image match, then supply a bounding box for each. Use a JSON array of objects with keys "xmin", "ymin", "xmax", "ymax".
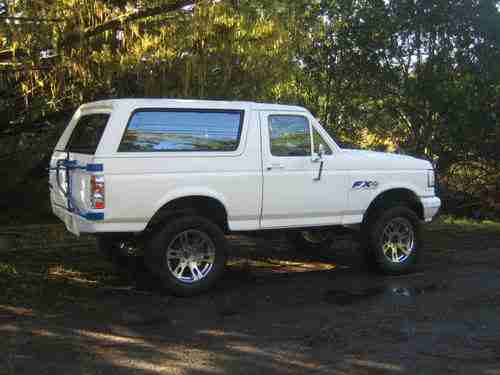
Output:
[{"xmin": 1, "ymin": 219, "xmax": 500, "ymax": 374}]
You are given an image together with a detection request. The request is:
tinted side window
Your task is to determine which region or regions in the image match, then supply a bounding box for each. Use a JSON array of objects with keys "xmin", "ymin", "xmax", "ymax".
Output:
[
  {"xmin": 269, "ymin": 115, "xmax": 311, "ymax": 156},
  {"xmin": 66, "ymin": 114, "xmax": 110, "ymax": 154},
  {"xmin": 119, "ymin": 110, "xmax": 243, "ymax": 152}
]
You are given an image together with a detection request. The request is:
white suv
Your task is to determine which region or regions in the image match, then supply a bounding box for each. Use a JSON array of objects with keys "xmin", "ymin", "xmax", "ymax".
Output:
[{"xmin": 49, "ymin": 99, "xmax": 441, "ymax": 295}]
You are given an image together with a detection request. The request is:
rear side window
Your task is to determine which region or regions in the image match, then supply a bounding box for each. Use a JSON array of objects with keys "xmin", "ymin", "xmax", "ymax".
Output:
[
  {"xmin": 118, "ymin": 109, "xmax": 243, "ymax": 152},
  {"xmin": 66, "ymin": 113, "xmax": 110, "ymax": 154}
]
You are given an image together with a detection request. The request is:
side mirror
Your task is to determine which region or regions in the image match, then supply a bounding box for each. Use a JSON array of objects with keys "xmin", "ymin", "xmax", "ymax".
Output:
[
  {"xmin": 313, "ymin": 144, "xmax": 325, "ymax": 181},
  {"xmin": 312, "ymin": 144, "xmax": 325, "ymax": 163}
]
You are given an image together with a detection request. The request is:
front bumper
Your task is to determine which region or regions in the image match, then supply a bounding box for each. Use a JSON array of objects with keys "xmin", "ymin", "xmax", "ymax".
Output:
[{"xmin": 420, "ymin": 196, "xmax": 441, "ymax": 222}]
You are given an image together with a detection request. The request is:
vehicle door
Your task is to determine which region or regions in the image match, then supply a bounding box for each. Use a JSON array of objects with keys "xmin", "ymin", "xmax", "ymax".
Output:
[{"xmin": 259, "ymin": 111, "xmax": 348, "ymax": 228}]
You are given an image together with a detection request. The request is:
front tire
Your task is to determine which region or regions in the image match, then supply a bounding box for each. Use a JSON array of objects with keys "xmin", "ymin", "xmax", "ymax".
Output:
[
  {"xmin": 145, "ymin": 216, "xmax": 227, "ymax": 296},
  {"xmin": 363, "ymin": 206, "xmax": 422, "ymax": 275}
]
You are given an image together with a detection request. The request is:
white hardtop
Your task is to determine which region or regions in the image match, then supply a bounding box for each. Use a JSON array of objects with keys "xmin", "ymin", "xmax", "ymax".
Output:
[{"xmin": 79, "ymin": 98, "xmax": 308, "ymax": 113}]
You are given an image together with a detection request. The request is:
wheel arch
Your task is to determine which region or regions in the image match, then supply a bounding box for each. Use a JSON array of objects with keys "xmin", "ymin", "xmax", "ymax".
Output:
[
  {"xmin": 145, "ymin": 193, "xmax": 229, "ymax": 233},
  {"xmin": 363, "ymin": 188, "xmax": 424, "ymax": 225}
]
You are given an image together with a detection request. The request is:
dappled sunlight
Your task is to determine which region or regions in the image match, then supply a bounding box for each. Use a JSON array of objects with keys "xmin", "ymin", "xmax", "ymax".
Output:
[
  {"xmin": 15, "ymin": 322, "xmax": 336, "ymax": 374},
  {"xmin": 30, "ymin": 328, "xmax": 59, "ymax": 338},
  {"xmin": 48, "ymin": 265, "xmax": 99, "ymax": 285},
  {"xmin": 265, "ymin": 259, "xmax": 337, "ymax": 272},
  {"xmin": 0, "ymin": 323, "xmax": 19, "ymax": 333},
  {"xmin": 1, "ymin": 221, "xmax": 500, "ymax": 373},
  {"xmin": 0, "ymin": 304, "xmax": 35, "ymax": 317},
  {"xmin": 0, "ymin": 225, "xmax": 134, "ymax": 315},
  {"xmin": 227, "ymin": 343, "xmax": 329, "ymax": 371},
  {"xmin": 227, "ymin": 258, "xmax": 337, "ymax": 275},
  {"xmin": 75, "ymin": 328, "xmax": 155, "ymax": 348},
  {"xmin": 104, "ymin": 356, "xmax": 225, "ymax": 375},
  {"xmin": 197, "ymin": 329, "xmax": 253, "ymax": 339},
  {"xmin": 344, "ymin": 357, "xmax": 405, "ymax": 372},
  {"xmin": 84, "ymin": 327, "xmax": 335, "ymax": 374},
  {"xmin": 75, "ymin": 328, "xmax": 225, "ymax": 374}
]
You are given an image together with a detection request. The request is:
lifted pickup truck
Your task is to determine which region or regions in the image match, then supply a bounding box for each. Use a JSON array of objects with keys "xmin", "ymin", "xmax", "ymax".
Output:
[{"xmin": 49, "ymin": 99, "xmax": 440, "ymax": 295}]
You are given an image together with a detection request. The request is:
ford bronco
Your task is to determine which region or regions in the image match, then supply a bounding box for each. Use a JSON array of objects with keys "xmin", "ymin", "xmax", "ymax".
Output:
[{"xmin": 49, "ymin": 99, "xmax": 441, "ymax": 295}]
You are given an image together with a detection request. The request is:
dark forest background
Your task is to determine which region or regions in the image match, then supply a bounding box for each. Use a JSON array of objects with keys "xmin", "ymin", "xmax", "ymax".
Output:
[{"xmin": 1, "ymin": 0, "xmax": 499, "ymax": 224}]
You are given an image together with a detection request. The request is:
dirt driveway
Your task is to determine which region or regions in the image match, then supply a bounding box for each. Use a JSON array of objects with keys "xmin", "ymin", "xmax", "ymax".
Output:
[{"xmin": 1, "ymin": 219, "xmax": 500, "ymax": 374}]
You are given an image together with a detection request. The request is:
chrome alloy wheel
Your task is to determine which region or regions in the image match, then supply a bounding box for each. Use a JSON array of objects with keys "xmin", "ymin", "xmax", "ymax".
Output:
[
  {"xmin": 381, "ymin": 217, "xmax": 415, "ymax": 263},
  {"xmin": 165, "ymin": 229, "xmax": 216, "ymax": 284}
]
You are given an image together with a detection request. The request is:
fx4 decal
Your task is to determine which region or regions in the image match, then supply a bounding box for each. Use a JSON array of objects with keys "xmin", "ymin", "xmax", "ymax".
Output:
[{"xmin": 352, "ymin": 181, "xmax": 379, "ymax": 190}]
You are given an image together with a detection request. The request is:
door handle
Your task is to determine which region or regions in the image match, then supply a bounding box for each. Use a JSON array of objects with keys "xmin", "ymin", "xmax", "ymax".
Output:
[{"xmin": 266, "ymin": 163, "xmax": 285, "ymax": 170}]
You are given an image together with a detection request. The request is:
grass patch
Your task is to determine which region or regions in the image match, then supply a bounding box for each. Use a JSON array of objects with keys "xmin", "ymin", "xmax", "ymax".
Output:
[
  {"xmin": 428, "ymin": 215, "xmax": 500, "ymax": 237},
  {"xmin": 422, "ymin": 215, "xmax": 500, "ymax": 255},
  {"xmin": 436, "ymin": 215, "xmax": 500, "ymax": 232},
  {"xmin": 0, "ymin": 225, "xmax": 131, "ymax": 316}
]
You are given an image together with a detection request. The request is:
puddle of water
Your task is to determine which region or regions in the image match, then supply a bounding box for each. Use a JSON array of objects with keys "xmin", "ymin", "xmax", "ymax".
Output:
[
  {"xmin": 390, "ymin": 282, "xmax": 446, "ymax": 297},
  {"xmin": 325, "ymin": 282, "xmax": 446, "ymax": 305}
]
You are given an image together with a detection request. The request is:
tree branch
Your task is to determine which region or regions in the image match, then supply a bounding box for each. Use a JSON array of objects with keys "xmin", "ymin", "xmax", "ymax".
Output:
[
  {"xmin": 0, "ymin": 15, "xmax": 63, "ymax": 22},
  {"xmin": 83, "ymin": 0, "xmax": 198, "ymax": 39}
]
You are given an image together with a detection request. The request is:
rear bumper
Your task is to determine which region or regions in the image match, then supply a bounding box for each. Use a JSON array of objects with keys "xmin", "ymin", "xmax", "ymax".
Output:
[
  {"xmin": 420, "ymin": 196, "xmax": 441, "ymax": 222},
  {"xmin": 52, "ymin": 204, "xmax": 145, "ymax": 235}
]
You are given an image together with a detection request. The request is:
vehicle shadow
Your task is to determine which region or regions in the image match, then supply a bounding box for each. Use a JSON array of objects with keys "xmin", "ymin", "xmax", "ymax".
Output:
[{"xmin": 125, "ymin": 234, "xmax": 370, "ymax": 296}]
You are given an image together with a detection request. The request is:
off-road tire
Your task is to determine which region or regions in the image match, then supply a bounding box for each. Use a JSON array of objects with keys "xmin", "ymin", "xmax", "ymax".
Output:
[
  {"xmin": 363, "ymin": 206, "xmax": 422, "ymax": 275},
  {"xmin": 145, "ymin": 215, "xmax": 227, "ymax": 296}
]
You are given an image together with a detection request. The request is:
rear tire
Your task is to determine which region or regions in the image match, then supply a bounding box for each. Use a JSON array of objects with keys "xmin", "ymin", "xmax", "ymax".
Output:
[
  {"xmin": 363, "ymin": 206, "xmax": 421, "ymax": 275},
  {"xmin": 145, "ymin": 216, "xmax": 227, "ymax": 296}
]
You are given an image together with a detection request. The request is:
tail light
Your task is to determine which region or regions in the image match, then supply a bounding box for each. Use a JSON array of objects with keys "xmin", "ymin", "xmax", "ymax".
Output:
[{"xmin": 90, "ymin": 175, "xmax": 105, "ymax": 209}]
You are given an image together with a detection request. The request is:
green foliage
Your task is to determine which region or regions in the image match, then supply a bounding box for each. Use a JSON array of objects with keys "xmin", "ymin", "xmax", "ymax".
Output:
[
  {"xmin": 0, "ymin": 0, "xmax": 499, "ymax": 219},
  {"xmin": 284, "ymin": 0, "xmax": 500, "ymax": 213},
  {"xmin": 291, "ymin": 0, "xmax": 500, "ymax": 163},
  {"xmin": 433, "ymin": 215, "xmax": 500, "ymax": 234}
]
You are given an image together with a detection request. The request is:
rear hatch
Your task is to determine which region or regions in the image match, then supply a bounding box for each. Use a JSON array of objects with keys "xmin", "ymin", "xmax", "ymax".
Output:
[{"xmin": 49, "ymin": 109, "xmax": 110, "ymax": 221}]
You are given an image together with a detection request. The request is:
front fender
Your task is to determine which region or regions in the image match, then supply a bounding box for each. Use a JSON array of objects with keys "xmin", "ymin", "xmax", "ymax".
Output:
[{"xmin": 348, "ymin": 174, "xmax": 424, "ymax": 220}]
